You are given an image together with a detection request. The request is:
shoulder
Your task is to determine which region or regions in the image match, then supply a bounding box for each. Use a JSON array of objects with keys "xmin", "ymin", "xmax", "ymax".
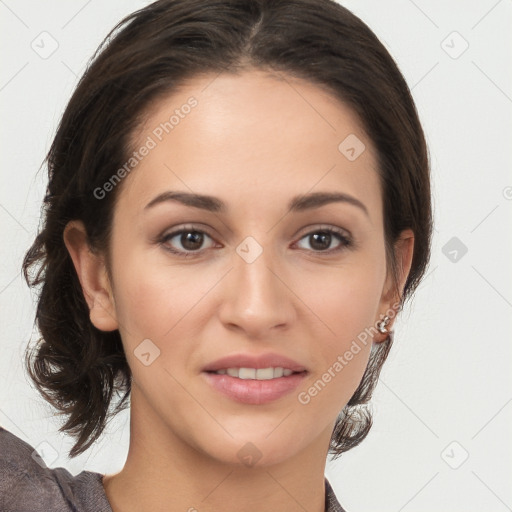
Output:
[{"xmin": 0, "ymin": 425, "xmax": 112, "ymax": 512}]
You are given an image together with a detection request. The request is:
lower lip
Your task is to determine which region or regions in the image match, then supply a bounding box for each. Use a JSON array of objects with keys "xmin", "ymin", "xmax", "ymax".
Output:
[{"xmin": 202, "ymin": 371, "xmax": 307, "ymax": 405}]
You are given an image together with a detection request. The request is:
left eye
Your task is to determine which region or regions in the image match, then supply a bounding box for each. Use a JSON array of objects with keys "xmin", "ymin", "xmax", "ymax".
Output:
[
  {"xmin": 160, "ymin": 229, "xmax": 215, "ymax": 255},
  {"xmin": 295, "ymin": 229, "xmax": 351, "ymax": 252}
]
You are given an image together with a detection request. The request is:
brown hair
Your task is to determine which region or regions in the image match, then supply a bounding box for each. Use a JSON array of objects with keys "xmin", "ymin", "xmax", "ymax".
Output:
[{"xmin": 23, "ymin": 0, "xmax": 432, "ymax": 458}]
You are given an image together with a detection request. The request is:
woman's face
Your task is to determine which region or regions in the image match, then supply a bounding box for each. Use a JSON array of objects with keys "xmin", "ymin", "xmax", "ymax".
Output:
[{"xmin": 87, "ymin": 69, "xmax": 409, "ymax": 466}]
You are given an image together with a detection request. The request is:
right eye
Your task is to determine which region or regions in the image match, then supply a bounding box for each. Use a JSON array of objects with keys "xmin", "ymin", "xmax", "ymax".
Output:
[{"xmin": 159, "ymin": 226, "xmax": 218, "ymax": 257}]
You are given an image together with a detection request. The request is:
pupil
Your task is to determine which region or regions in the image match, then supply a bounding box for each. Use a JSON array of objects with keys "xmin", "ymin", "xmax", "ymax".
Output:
[
  {"xmin": 311, "ymin": 232, "xmax": 330, "ymax": 250},
  {"xmin": 182, "ymin": 231, "xmax": 203, "ymax": 250}
]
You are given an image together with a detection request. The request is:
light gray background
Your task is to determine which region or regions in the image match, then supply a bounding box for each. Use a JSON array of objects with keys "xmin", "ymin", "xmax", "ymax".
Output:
[{"xmin": 1, "ymin": 1, "xmax": 511, "ymax": 511}]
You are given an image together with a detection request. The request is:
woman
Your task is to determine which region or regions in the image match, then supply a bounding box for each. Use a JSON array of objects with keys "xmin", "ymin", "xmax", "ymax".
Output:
[{"xmin": 0, "ymin": 0, "xmax": 432, "ymax": 510}]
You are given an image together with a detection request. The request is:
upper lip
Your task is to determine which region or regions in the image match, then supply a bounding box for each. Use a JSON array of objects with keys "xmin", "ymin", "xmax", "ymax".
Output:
[{"xmin": 202, "ymin": 352, "xmax": 307, "ymax": 373}]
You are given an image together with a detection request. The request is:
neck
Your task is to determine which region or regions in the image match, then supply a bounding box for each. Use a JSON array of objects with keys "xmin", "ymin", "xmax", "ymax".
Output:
[{"xmin": 103, "ymin": 386, "xmax": 333, "ymax": 512}]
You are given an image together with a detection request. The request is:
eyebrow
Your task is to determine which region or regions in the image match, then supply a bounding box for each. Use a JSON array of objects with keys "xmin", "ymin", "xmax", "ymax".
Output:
[{"xmin": 145, "ymin": 190, "xmax": 369, "ymax": 217}]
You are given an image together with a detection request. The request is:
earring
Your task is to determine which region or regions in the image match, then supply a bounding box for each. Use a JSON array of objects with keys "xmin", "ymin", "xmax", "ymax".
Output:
[{"xmin": 377, "ymin": 315, "xmax": 391, "ymax": 334}]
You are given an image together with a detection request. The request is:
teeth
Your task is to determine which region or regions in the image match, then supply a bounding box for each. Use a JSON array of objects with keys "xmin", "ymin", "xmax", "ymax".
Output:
[
  {"xmin": 254, "ymin": 367, "xmax": 273, "ymax": 380},
  {"xmin": 213, "ymin": 367, "xmax": 297, "ymax": 380},
  {"xmin": 239, "ymin": 368, "xmax": 256, "ymax": 379}
]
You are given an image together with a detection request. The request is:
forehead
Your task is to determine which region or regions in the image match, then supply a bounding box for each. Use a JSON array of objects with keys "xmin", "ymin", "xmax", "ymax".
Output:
[{"xmin": 118, "ymin": 69, "xmax": 382, "ymax": 221}]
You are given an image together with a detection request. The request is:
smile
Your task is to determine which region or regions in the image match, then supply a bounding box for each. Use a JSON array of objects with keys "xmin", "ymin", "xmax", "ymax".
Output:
[{"xmin": 211, "ymin": 367, "xmax": 296, "ymax": 379}]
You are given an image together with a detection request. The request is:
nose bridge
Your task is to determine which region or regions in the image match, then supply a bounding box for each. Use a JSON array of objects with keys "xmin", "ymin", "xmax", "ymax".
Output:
[{"xmin": 218, "ymin": 237, "xmax": 293, "ymax": 334}]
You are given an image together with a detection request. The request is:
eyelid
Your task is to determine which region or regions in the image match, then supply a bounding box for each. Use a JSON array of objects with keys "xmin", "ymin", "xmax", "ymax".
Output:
[
  {"xmin": 159, "ymin": 223, "xmax": 215, "ymax": 239},
  {"xmin": 295, "ymin": 223, "xmax": 352, "ymax": 240}
]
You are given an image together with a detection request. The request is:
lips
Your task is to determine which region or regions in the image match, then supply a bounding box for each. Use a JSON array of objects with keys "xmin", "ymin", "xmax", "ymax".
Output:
[
  {"xmin": 201, "ymin": 352, "xmax": 308, "ymax": 405},
  {"xmin": 202, "ymin": 352, "xmax": 307, "ymax": 373}
]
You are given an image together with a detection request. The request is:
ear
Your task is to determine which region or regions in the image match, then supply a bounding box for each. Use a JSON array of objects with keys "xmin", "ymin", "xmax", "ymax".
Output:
[
  {"xmin": 374, "ymin": 228, "xmax": 415, "ymax": 342},
  {"xmin": 63, "ymin": 220, "xmax": 118, "ymax": 332}
]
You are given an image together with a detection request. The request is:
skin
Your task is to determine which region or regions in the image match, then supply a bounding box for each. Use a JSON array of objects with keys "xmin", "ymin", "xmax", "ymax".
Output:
[{"xmin": 64, "ymin": 69, "xmax": 414, "ymax": 512}]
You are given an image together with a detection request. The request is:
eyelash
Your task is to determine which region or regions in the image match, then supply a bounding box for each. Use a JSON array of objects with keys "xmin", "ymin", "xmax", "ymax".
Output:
[{"xmin": 157, "ymin": 224, "xmax": 354, "ymax": 258}]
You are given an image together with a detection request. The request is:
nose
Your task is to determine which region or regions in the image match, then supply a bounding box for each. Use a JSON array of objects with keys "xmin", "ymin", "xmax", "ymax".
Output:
[{"xmin": 217, "ymin": 241, "xmax": 296, "ymax": 339}]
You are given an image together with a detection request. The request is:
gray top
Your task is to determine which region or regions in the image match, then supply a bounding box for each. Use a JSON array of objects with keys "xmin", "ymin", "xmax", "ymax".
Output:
[{"xmin": 0, "ymin": 426, "xmax": 346, "ymax": 511}]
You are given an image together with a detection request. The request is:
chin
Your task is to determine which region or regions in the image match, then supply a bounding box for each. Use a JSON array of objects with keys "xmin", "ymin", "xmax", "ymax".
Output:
[{"xmin": 192, "ymin": 425, "xmax": 312, "ymax": 469}]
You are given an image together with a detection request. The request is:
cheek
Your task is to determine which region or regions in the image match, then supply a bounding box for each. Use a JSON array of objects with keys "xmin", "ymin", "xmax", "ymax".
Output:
[
  {"xmin": 112, "ymin": 258, "xmax": 213, "ymax": 340},
  {"xmin": 297, "ymin": 252, "xmax": 386, "ymax": 343},
  {"xmin": 111, "ymin": 261, "xmax": 207, "ymax": 398},
  {"xmin": 292, "ymin": 252, "xmax": 386, "ymax": 405}
]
